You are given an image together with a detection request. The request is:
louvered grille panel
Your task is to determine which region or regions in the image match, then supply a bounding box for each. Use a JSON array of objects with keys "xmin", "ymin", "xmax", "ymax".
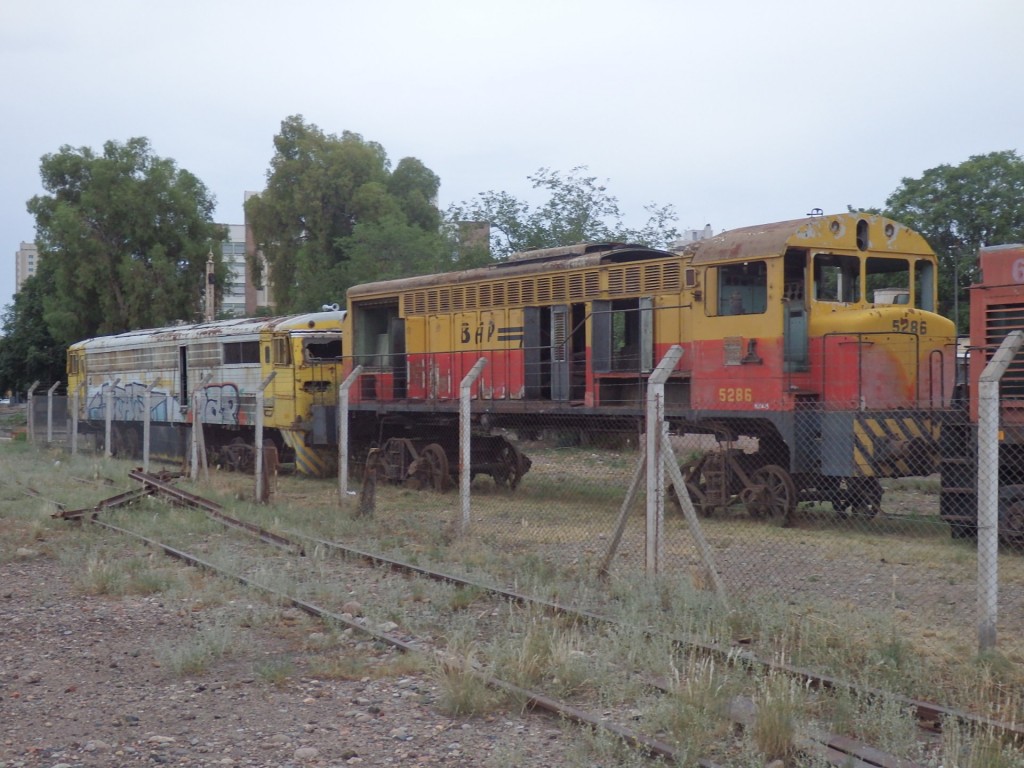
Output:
[
  {"xmin": 986, "ymin": 303, "xmax": 1024, "ymax": 399},
  {"xmin": 537, "ymin": 277, "xmax": 551, "ymax": 302},
  {"xmin": 552, "ymin": 275, "xmax": 567, "ymax": 301},
  {"xmin": 569, "ymin": 274, "xmax": 584, "ymax": 299},
  {"xmin": 365, "ymin": 254, "xmax": 682, "ymax": 316},
  {"xmin": 552, "ymin": 312, "xmax": 567, "ymax": 362},
  {"xmin": 625, "ymin": 266, "xmax": 642, "ymax": 293},
  {"xmin": 665, "ymin": 263, "xmax": 681, "ymax": 290},
  {"xmin": 643, "ymin": 264, "xmax": 660, "ymax": 292},
  {"xmin": 608, "ymin": 270, "xmax": 625, "ymax": 295}
]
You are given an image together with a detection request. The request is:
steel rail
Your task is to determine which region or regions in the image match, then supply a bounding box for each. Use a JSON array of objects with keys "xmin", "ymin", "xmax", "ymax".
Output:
[
  {"xmin": 128, "ymin": 469, "xmax": 304, "ymax": 555},
  {"xmin": 277, "ymin": 528, "xmax": 1022, "ymax": 746},
  {"xmin": 100, "ymin": 474, "xmax": 1024, "ymax": 753},
  {"xmin": 81, "ymin": 515, "xmax": 712, "ymax": 766}
]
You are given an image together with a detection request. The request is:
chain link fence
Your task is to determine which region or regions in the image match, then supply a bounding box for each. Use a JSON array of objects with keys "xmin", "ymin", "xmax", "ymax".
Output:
[{"xmin": 26, "ymin": 374, "xmax": 1024, "ymax": 658}]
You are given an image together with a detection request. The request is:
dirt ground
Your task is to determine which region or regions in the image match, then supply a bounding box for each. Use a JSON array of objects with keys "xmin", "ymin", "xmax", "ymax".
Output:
[{"xmin": 0, "ymin": 549, "xmax": 575, "ymax": 768}]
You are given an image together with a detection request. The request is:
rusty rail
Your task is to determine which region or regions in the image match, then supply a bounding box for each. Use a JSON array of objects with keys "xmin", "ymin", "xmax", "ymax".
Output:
[
  {"xmin": 127, "ymin": 469, "xmax": 303, "ymax": 555},
  {"xmin": 58, "ymin": 471, "xmax": 1024, "ymax": 759}
]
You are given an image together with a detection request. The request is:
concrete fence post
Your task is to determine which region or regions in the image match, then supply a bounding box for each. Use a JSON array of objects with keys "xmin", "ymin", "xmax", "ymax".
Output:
[
  {"xmin": 46, "ymin": 381, "xmax": 60, "ymax": 444},
  {"xmin": 459, "ymin": 358, "xmax": 488, "ymax": 534},
  {"xmin": 26, "ymin": 381, "xmax": 40, "ymax": 444},
  {"xmin": 977, "ymin": 329, "xmax": 1023, "ymax": 651},
  {"xmin": 645, "ymin": 346, "xmax": 683, "ymax": 575},
  {"xmin": 255, "ymin": 372, "xmax": 277, "ymax": 503},
  {"xmin": 104, "ymin": 378, "xmax": 120, "ymax": 458},
  {"xmin": 338, "ymin": 365, "xmax": 363, "ymax": 502}
]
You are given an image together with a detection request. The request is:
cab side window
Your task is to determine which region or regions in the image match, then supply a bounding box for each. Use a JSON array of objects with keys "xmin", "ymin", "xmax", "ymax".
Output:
[{"xmin": 716, "ymin": 261, "xmax": 767, "ymax": 315}]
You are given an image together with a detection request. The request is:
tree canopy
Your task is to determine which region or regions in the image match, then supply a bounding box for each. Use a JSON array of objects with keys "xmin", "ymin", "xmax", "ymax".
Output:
[
  {"xmin": 0, "ymin": 273, "xmax": 65, "ymax": 395},
  {"xmin": 245, "ymin": 116, "xmax": 449, "ymax": 312},
  {"xmin": 883, "ymin": 150, "xmax": 1024, "ymax": 332},
  {"xmin": 26, "ymin": 137, "xmax": 226, "ymax": 346},
  {"xmin": 445, "ymin": 166, "xmax": 680, "ymax": 259}
]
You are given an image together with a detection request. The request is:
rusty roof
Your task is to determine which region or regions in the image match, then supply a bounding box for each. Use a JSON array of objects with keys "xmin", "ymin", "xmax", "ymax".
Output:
[{"xmin": 683, "ymin": 214, "xmax": 933, "ymax": 264}]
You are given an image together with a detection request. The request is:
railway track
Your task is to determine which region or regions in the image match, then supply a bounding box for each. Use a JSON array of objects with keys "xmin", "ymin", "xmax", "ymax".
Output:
[{"xmin": 52, "ymin": 469, "xmax": 1024, "ymax": 765}]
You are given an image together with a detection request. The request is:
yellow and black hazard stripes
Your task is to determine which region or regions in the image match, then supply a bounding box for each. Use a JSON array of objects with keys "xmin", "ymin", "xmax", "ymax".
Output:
[
  {"xmin": 280, "ymin": 430, "xmax": 335, "ymax": 478},
  {"xmin": 851, "ymin": 412, "xmax": 941, "ymax": 477}
]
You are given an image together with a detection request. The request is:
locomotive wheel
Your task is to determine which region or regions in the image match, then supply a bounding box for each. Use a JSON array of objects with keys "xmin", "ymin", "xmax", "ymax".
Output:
[
  {"xmin": 847, "ymin": 477, "xmax": 882, "ymax": 519},
  {"xmin": 493, "ymin": 441, "xmax": 529, "ymax": 490},
  {"xmin": 998, "ymin": 485, "xmax": 1024, "ymax": 545},
  {"xmin": 416, "ymin": 443, "xmax": 452, "ymax": 492},
  {"xmin": 378, "ymin": 437, "xmax": 418, "ymax": 486},
  {"xmin": 687, "ymin": 452, "xmax": 732, "ymax": 517},
  {"xmin": 222, "ymin": 438, "xmax": 255, "ymax": 473},
  {"xmin": 743, "ymin": 465, "xmax": 796, "ymax": 526}
]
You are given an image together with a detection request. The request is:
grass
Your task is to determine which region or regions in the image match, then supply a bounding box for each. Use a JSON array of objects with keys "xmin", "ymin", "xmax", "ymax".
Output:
[
  {"xmin": 156, "ymin": 621, "xmax": 239, "ymax": 676},
  {"xmin": 434, "ymin": 645, "xmax": 500, "ymax": 716},
  {"xmin": 4, "ymin": 438, "xmax": 1024, "ymax": 763}
]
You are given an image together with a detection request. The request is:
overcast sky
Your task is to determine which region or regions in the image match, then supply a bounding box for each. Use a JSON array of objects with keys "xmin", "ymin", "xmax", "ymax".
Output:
[{"xmin": 2, "ymin": 0, "xmax": 1022, "ymax": 312}]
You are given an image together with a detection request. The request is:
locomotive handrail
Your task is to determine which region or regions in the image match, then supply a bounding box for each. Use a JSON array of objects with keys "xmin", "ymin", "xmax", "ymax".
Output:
[{"xmin": 928, "ymin": 348, "xmax": 947, "ymax": 409}]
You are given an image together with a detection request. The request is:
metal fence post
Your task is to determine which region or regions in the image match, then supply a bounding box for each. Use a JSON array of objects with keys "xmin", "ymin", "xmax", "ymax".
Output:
[
  {"xmin": 255, "ymin": 372, "xmax": 276, "ymax": 503},
  {"xmin": 977, "ymin": 329, "xmax": 1023, "ymax": 652},
  {"xmin": 26, "ymin": 381, "xmax": 40, "ymax": 444},
  {"xmin": 46, "ymin": 381, "xmax": 60, "ymax": 444},
  {"xmin": 460, "ymin": 358, "xmax": 488, "ymax": 534},
  {"xmin": 338, "ymin": 365, "xmax": 363, "ymax": 502},
  {"xmin": 646, "ymin": 346, "xmax": 683, "ymax": 574}
]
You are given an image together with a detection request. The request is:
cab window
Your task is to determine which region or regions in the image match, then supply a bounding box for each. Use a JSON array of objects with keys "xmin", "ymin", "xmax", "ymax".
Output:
[
  {"xmin": 716, "ymin": 261, "xmax": 767, "ymax": 315},
  {"xmin": 814, "ymin": 254, "xmax": 861, "ymax": 303},
  {"xmin": 272, "ymin": 336, "xmax": 292, "ymax": 365}
]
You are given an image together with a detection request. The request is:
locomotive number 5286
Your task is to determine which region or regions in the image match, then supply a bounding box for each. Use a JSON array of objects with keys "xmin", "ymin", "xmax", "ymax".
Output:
[{"xmin": 892, "ymin": 317, "xmax": 927, "ymax": 335}]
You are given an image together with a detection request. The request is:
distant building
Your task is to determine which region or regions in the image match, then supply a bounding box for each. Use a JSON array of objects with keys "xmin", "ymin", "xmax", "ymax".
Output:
[
  {"xmin": 218, "ymin": 224, "xmax": 248, "ymax": 317},
  {"xmin": 670, "ymin": 224, "xmax": 714, "ymax": 250},
  {"xmin": 15, "ymin": 241, "xmax": 38, "ymax": 292},
  {"xmin": 243, "ymin": 191, "xmax": 274, "ymax": 315}
]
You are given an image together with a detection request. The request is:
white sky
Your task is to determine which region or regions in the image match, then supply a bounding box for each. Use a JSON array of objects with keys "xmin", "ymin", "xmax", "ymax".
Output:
[{"xmin": 2, "ymin": 0, "xmax": 1022, "ymax": 311}]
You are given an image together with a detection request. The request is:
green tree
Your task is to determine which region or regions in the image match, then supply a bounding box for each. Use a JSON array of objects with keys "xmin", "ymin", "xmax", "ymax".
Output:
[
  {"xmin": 245, "ymin": 116, "xmax": 447, "ymax": 311},
  {"xmin": 883, "ymin": 150, "xmax": 1024, "ymax": 332},
  {"xmin": 446, "ymin": 166, "xmax": 680, "ymax": 259},
  {"xmin": 27, "ymin": 137, "xmax": 225, "ymax": 346},
  {"xmin": 0, "ymin": 272, "xmax": 66, "ymax": 395}
]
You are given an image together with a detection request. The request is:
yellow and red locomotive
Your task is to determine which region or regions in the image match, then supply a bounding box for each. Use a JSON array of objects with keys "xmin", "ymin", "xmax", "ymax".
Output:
[{"xmin": 342, "ymin": 212, "xmax": 958, "ymax": 520}]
